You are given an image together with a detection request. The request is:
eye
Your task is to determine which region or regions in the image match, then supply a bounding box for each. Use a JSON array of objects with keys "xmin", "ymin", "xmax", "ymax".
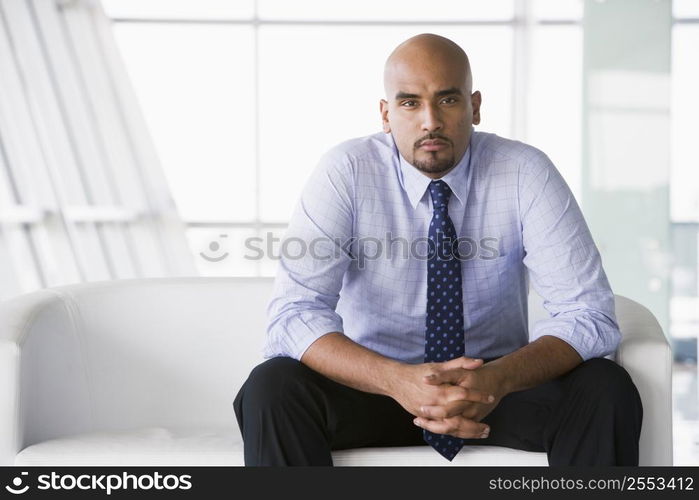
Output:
[
  {"xmin": 440, "ymin": 96, "xmax": 458, "ymax": 104},
  {"xmin": 400, "ymin": 100, "xmax": 418, "ymax": 107}
]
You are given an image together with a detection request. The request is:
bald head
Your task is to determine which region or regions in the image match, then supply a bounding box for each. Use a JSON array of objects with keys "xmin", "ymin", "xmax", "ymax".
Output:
[
  {"xmin": 383, "ymin": 34, "xmax": 472, "ymax": 99},
  {"xmin": 379, "ymin": 33, "xmax": 481, "ymax": 179}
]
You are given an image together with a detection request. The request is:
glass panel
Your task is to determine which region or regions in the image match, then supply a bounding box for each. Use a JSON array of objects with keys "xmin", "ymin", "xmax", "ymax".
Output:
[
  {"xmin": 74, "ymin": 223, "xmax": 112, "ymax": 281},
  {"xmin": 582, "ymin": 0, "xmax": 672, "ymax": 335},
  {"xmin": 258, "ymin": 0, "xmax": 514, "ymax": 21},
  {"xmin": 527, "ymin": 25, "xmax": 582, "ymax": 200},
  {"xmin": 673, "ymin": 0, "xmax": 699, "ymax": 18},
  {"xmin": 255, "ymin": 226, "xmax": 289, "ymax": 277},
  {"xmin": 258, "ymin": 25, "xmax": 512, "ymax": 221},
  {"xmin": 671, "ymin": 225, "xmax": 698, "ymax": 297},
  {"xmin": 27, "ymin": 221, "xmax": 81, "ymax": 287},
  {"xmin": 113, "ymin": 24, "xmax": 256, "ymax": 222},
  {"xmin": 100, "ymin": 0, "xmax": 254, "ymax": 19},
  {"xmin": 0, "ymin": 224, "xmax": 42, "ymax": 296},
  {"xmin": 531, "ymin": 0, "xmax": 583, "ymax": 21},
  {"xmin": 671, "ymin": 25, "xmax": 699, "ymax": 222},
  {"xmin": 0, "ymin": 232, "xmax": 21, "ymax": 299},
  {"xmin": 99, "ymin": 223, "xmax": 138, "ymax": 279},
  {"xmin": 0, "ymin": 136, "xmax": 18, "ymax": 204},
  {"xmin": 187, "ymin": 227, "xmax": 258, "ymax": 276}
]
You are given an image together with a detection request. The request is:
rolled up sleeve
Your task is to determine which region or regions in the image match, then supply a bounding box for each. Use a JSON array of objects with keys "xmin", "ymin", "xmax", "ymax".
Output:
[
  {"xmin": 519, "ymin": 151, "xmax": 621, "ymax": 361},
  {"xmin": 264, "ymin": 150, "xmax": 356, "ymax": 361}
]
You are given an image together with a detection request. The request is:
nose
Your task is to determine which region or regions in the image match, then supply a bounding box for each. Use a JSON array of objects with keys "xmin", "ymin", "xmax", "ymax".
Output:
[{"xmin": 421, "ymin": 102, "xmax": 443, "ymax": 132}]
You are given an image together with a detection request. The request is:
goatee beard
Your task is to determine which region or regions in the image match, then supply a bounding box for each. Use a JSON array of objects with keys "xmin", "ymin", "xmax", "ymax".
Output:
[{"xmin": 412, "ymin": 153, "xmax": 455, "ymax": 176}]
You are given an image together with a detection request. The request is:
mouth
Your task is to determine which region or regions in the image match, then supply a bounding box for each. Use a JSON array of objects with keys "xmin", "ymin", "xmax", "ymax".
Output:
[{"xmin": 418, "ymin": 140, "xmax": 449, "ymax": 152}]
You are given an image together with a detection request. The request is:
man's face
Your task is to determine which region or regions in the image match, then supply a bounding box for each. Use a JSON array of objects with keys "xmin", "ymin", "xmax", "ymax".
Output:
[{"xmin": 380, "ymin": 55, "xmax": 481, "ymax": 178}]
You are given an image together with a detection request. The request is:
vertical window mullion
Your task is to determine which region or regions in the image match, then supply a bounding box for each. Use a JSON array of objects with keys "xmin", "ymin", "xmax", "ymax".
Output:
[
  {"xmin": 512, "ymin": 0, "xmax": 531, "ymax": 142},
  {"xmin": 253, "ymin": 0, "xmax": 261, "ymax": 277}
]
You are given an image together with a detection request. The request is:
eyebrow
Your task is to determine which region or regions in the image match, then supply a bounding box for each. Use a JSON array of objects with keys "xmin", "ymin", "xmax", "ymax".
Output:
[{"xmin": 394, "ymin": 87, "xmax": 464, "ymax": 100}]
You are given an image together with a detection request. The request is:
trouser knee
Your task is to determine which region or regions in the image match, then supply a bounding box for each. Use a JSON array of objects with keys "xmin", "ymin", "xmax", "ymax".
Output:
[
  {"xmin": 567, "ymin": 358, "xmax": 643, "ymax": 417},
  {"xmin": 233, "ymin": 357, "xmax": 312, "ymax": 427}
]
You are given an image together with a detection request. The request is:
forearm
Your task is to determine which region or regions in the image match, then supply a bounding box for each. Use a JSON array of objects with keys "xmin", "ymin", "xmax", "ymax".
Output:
[
  {"xmin": 300, "ymin": 332, "xmax": 405, "ymax": 397},
  {"xmin": 484, "ymin": 335, "xmax": 583, "ymax": 396}
]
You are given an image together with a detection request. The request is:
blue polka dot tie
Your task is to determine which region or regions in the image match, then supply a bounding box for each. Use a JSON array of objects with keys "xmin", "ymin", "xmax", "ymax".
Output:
[{"xmin": 424, "ymin": 179, "xmax": 465, "ymax": 461}]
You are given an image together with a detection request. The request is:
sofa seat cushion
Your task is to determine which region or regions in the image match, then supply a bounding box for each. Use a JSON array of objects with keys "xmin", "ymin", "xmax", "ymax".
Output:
[
  {"xmin": 15, "ymin": 427, "xmax": 548, "ymax": 466},
  {"xmin": 334, "ymin": 445, "xmax": 548, "ymax": 466},
  {"xmin": 15, "ymin": 427, "xmax": 244, "ymax": 466}
]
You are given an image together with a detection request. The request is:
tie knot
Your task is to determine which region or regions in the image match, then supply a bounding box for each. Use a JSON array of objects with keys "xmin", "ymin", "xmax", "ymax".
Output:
[{"xmin": 429, "ymin": 180, "xmax": 452, "ymax": 210}]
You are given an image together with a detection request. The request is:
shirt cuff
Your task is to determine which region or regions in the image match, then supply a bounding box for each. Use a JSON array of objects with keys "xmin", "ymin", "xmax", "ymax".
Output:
[
  {"xmin": 529, "ymin": 312, "xmax": 621, "ymax": 361},
  {"xmin": 264, "ymin": 310, "xmax": 344, "ymax": 361}
]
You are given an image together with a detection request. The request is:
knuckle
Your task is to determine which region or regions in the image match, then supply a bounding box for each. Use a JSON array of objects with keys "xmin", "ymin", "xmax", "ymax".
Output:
[
  {"xmin": 463, "ymin": 408, "xmax": 476, "ymax": 419},
  {"xmin": 441, "ymin": 386, "xmax": 455, "ymax": 400},
  {"xmin": 448, "ymin": 403, "xmax": 462, "ymax": 416},
  {"xmin": 445, "ymin": 416, "xmax": 459, "ymax": 429},
  {"xmin": 466, "ymin": 425, "xmax": 481, "ymax": 438},
  {"xmin": 431, "ymin": 422, "xmax": 445, "ymax": 433}
]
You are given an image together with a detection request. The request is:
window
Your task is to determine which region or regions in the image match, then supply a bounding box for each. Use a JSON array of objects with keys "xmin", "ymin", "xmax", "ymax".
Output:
[
  {"xmin": 671, "ymin": 24, "xmax": 699, "ymax": 222},
  {"xmin": 103, "ymin": 0, "xmax": 584, "ymax": 277},
  {"xmin": 0, "ymin": 0, "xmax": 194, "ymax": 300},
  {"xmin": 670, "ymin": 3, "xmax": 699, "ymax": 361}
]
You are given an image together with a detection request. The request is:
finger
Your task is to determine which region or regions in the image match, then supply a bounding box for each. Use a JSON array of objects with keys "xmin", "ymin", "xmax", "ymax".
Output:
[
  {"xmin": 445, "ymin": 385, "xmax": 495, "ymax": 405},
  {"xmin": 425, "ymin": 387, "xmax": 493, "ymax": 411},
  {"xmin": 423, "ymin": 368, "xmax": 481, "ymax": 390},
  {"xmin": 423, "ymin": 369, "xmax": 460, "ymax": 385},
  {"xmin": 420, "ymin": 401, "xmax": 467, "ymax": 419},
  {"xmin": 414, "ymin": 416, "xmax": 490, "ymax": 439},
  {"xmin": 458, "ymin": 357, "xmax": 484, "ymax": 370},
  {"xmin": 442, "ymin": 356, "xmax": 483, "ymax": 370},
  {"xmin": 423, "ymin": 358, "xmax": 483, "ymax": 384},
  {"xmin": 423, "ymin": 366, "xmax": 473, "ymax": 385}
]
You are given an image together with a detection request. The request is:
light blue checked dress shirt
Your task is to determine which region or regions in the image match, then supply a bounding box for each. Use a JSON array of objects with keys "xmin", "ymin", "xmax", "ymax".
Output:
[{"xmin": 264, "ymin": 130, "xmax": 620, "ymax": 364}]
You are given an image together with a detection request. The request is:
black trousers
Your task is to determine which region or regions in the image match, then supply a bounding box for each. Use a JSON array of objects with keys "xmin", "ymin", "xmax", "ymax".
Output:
[{"xmin": 233, "ymin": 356, "xmax": 642, "ymax": 466}]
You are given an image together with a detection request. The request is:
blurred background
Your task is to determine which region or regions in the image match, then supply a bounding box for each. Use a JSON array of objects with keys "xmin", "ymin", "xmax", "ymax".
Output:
[{"xmin": 0, "ymin": 0, "xmax": 696, "ymax": 463}]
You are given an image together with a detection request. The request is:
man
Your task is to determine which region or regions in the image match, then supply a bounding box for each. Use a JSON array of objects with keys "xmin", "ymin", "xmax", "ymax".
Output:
[{"xmin": 233, "ymin": 34, "xmax": 642, "ymax": 466}]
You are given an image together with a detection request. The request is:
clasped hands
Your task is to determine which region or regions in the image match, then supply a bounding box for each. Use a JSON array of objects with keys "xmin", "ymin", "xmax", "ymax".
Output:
[{"xmin": 394, "ymin": 356, "xmax": 505, "ymax": 440}]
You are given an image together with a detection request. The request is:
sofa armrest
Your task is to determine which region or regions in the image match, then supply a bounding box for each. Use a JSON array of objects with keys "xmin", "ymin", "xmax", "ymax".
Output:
[
  {"xmin": 613, "ymin": 294, "xmax": 673, "ymax": 466},
  {"xmin": 0, "ymin": 290, "xmax": 93, "ymax": 465},
  {"xmin": 0, "ymin": 337, "xmax": 20, "ymax": 466}
]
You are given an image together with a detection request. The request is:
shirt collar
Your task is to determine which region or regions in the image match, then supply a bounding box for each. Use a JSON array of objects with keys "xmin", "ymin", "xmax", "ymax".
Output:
[{"xmin": 397, "ymin": 140, "xmax": 471, "ymax": 210}]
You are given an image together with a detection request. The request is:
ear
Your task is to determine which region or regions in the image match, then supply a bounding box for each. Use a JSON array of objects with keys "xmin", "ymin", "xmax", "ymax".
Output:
[
  {"xmin": 380, "ymin": 99, "xmax": 391, "ymax": 133},
  {"xmin": 471, "ymin": 91, "xmax": 482, "ymax": 126}
]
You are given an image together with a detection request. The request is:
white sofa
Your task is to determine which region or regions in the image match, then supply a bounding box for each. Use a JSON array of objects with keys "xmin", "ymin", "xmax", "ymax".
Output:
[{"xmin": 0, "ymin": 277, "xmax": 673, "ymax": 466}]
